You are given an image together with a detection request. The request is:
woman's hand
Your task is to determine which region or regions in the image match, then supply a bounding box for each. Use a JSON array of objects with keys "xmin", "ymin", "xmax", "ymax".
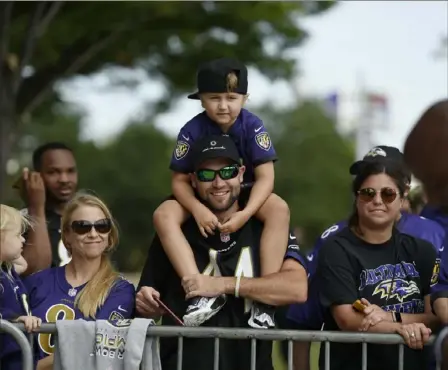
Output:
[
  {"xmin": 359, "ymin": 298, "xmax": 393, "ymax": 331},
  {"xmin": 396, "ymin": 323, "xmax": 432, "ymax": 350}
]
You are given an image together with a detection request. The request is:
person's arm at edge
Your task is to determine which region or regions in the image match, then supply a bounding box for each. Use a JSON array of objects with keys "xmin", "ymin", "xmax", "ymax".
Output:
[
  {"xmin": 22, "ymin": 207, "xmax": 52, "ymax": 274},
  {"xmin": 221, "ymin": 259, "xmax": 307, "ymax": 306},
  {"xmin": 241, "ymin": 162, "xmax": 274, "ymax": 218},
  {"xmin": 433, "ymin": 297, "xmax": 448, "ymax": 324}
]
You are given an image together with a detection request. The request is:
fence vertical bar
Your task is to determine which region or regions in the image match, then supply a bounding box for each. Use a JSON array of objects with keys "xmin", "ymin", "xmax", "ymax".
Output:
[
  {"xmin": 250, "ymin": 338, "xmax": 257, "ymax": 370},
  {"xmin": 325, "ymin": 341, "xmax": 330, "ymax": 370},
  {"xmin": 176, "ymin": 336, "xmax": 183, "ymax": 370},
  {"xmin": 361, "ymin": 342, "xmax": 367, "ymax": 370},
  {"xmin": 0, "ymin": 320, "xmax": 33, "ymax": 370},
  {"xmin": 287, "ymin": 340, "xmax": 293, "ymax": 370},
  {"xmin": 213, "ymin": 337, "xmax": 220, "ymax": 370},
  {"xmin": 398, "ymin": 343, "xmax": 404, "ymax": 370}
]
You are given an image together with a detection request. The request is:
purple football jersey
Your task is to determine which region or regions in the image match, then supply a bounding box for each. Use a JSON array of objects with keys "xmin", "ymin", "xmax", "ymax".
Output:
[
  {"xmin": 0, "ymin": 266, "xmax": 35, "ymax": 370},
  {"xmin": 287, "ymin": 211, "xmax": 446, "ymax": 329},
  {"xmin": 421, "ymin": 206, "xmax": 448, "ymax": 302},
  {"xmin": 23, "ymin": 266, "xmax": 135, "ymax": 359},
  {"xmin": 169, "ymin": 109, "xmax": 277, "ymax": 183}
]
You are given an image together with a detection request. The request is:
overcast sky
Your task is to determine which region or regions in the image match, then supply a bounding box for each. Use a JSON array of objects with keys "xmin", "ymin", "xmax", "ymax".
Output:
[{"xmin": 64, "ymin": 1, "xmax": 448, "ymax": 153}]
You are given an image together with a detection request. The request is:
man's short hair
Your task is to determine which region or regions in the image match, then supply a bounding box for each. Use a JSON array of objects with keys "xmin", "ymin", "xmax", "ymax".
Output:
[{"xmin": 32, "ymin": 142, "xmax": 73, "ymax": 171}]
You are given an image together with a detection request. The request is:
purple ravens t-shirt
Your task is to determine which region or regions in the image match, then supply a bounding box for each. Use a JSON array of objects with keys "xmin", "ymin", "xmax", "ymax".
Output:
[
  {"xmin": 287, "ymin": 211, "xmax": 446, "ymax": 330},
  {"xmin": 421, "ymin": 206, "xmax": 448, "ymax": 304},
  {"xmin": 169, "ymin": 109, "xmax": 277, "ymax": 183},
  {"xmin": 23, "ymin": 266, "xmax": 135, "ymax": 359},
  {"xmin": 0, "ymin": 266, "xmax": 34, "ymax": 370}
]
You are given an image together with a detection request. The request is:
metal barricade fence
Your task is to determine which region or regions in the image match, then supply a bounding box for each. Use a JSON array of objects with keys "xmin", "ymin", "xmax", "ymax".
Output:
[
  {"xmin": 0, "ymin": 320, "xmax": 34, "ymax": 370},
  {"xmin": 1, "ymin": 322, "xmax": 444, "ymax": 370}
]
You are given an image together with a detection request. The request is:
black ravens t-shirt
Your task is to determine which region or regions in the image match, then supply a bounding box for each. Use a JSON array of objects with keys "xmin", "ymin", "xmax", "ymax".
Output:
[
  {"xmin": 138, "ymin": 217, "xmax": 306, "ymax": 370},
  {"xmin": 316, "ymin": 227, "xmax": 437, "ymax": 370}
]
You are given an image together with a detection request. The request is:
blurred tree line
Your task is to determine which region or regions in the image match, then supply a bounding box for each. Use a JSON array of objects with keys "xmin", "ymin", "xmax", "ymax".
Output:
[
  {"xmin": 1, "ymin": 0, "xmax": 357, "ymax": 272},
  {"xmin": 5, "ymin": 99, "xmax": 354, "ymax": 272}
]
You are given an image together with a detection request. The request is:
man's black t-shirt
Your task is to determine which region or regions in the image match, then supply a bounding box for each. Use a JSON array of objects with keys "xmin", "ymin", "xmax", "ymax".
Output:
[
  {"xmin": 138, "ymin": 217, "xmax": 306, "ymax": 370},
  {"xmin": 23, "ymin": 208, "xmax": 70, "ymax": 267},
  {"xmin": 316, "ymin": 227, "xmax": 437, "ymax": 370}
]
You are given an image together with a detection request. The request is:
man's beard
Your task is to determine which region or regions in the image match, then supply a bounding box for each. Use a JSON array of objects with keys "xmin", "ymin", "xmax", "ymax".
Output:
[{"xmin": 202, "ymin": 191, "xmax": 239, "ymax": 214}]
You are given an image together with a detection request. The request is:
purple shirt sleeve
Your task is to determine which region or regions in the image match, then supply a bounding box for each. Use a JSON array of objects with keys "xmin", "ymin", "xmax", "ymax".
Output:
[
  {"xmin": 284, "ymin": 230, "xmax": 307, "ymax": 271},
  {"xmin": 96, "ymin": 277, "xmax": 136, "ymax": 321},
  {"xmin": 245, "ymin": 117, "xmax": 277, "ymax": 167},
  {"xmin": 23, "ymin": 270, "xmax": 49, "ymax": 311},
  {"xmin": 431, "ymin": 245, "xmax": 448, "ymax": 302},
  {"xmin": 306, "ymin": 221, "xmax": 347, "ymax": 278},
  {"xmin": 169, "ymin": 125, "xmax": 198, "ymax": 174}
]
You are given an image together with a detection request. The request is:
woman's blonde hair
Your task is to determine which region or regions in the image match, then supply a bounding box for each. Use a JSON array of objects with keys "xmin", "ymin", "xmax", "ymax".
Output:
[
  {"xmin": 226, "ymin": 72, "xmax": 239, "ymax": 92},
  {"xmin": 61, "ymin": 192, "xmax": 119, "ymax": 319},
  {"xmin": 0, "ymin": 204, "xmax": 31, "ymax": 277}
]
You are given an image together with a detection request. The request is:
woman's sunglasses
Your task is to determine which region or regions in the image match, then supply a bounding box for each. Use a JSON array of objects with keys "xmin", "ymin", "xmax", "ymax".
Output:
[
  {"xmin": 357, "ymin": 187, "xmax": 399, "ymax": 204},
  {"xmin": 71, "ymin": 218, "xmax": 112, "ymax": 235},
  {"xmin": 196, "ymin": 165, "xmax": 240, "ymax": 182}
]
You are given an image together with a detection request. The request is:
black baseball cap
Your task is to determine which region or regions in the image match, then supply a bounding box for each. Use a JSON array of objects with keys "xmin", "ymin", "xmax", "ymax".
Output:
[
  {"xmin": 349, "ymin": 146, "xmax": 405, "ymax": 175},
  {"xmin": 191, "ymin": 135, "xmax": 241, "ymax": 169},
  {"xmin": 188, "ymin": 58, "xmax": 248, "ymax": 100}
]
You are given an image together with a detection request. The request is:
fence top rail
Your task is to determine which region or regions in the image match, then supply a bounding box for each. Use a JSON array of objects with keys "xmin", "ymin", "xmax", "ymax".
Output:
[{"xmin": 8, "ymin": 322, "xmax": 436, "ymax": 345}]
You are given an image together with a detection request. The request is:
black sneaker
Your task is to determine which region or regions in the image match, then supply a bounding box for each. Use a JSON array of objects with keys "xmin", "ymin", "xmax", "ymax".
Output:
[
  {"xmin": 183, "ymin": 295, "xmax": 227, "ymax": 326},
  {"xmin": 248, "ymin": 302, "xmax": 276, "ymax": 329}
]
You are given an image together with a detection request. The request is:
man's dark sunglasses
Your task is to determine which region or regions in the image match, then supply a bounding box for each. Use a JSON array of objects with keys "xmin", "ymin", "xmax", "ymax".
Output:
[
  {"xmin": 71, "ymin": 218, "xmax": 112, "ymax": 235},
  {"xmin": 196, "ymin": 165, "xmax": 240, "ymax": 182},
  {"xmin": 357, "ymin": 187, "xmax": 399, "ymax": 204}
]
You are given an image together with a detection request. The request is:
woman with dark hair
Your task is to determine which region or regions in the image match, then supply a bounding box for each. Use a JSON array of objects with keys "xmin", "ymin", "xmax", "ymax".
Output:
[{"xmin": 316, "ymin": 160, "xmax": 440, "ymax": 370}]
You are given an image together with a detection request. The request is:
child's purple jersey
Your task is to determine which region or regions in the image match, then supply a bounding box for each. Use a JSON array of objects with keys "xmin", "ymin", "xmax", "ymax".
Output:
[
  {"xmin": 23, "ymin": 266, "xmax": 135, "ymax": 359},
  {"xmin": 288, "ymin": 211, "xmax": 446, "ymax": 330},
  {"xmin": 421, "ymin": 206, "xmax": 448, "ymax": 304},
  {"xmin": 0, "ymin": 266, "xmax": 34, "ymax": 370},
  {"xmin": 169, "ymin": 109, "xmax": 277, "ymax": 183}
]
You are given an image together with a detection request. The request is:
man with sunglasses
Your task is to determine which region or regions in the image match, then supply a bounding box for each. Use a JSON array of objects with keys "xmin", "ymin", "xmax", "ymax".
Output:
[
  {"xmin": 284, "ymin": 145, "xmax": 446, "ymax": 370},
  {"xmin": 136, "ymin": 134, "xmax": 308, "ymax": 370}
]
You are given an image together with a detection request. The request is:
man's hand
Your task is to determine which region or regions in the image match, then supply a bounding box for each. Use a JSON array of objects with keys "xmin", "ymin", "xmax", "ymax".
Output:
[
  {"xmin": 136, "ymin": 287, "xmax": 165, "ymax": 318},
  {"xmin": 396, "ymin": 323, "xmax": 431, "ymax": 350},
  {"xmin": 182, "ymin": 274, "xmax": 226, "ymax": 299},
  {"xmin": 192, "ymin": 204, "xmax": 220, "ymax": 238},
  {"xmin": 359, "ymin": 298, "xmax": 393, "ymax": 331},
  {"xmin": 23, "ymin": 168, "xmax": 46, "ymax": 210},
  {"xmin": 219, "ymin": 210, "xmax": 250, "ymax": 234}
]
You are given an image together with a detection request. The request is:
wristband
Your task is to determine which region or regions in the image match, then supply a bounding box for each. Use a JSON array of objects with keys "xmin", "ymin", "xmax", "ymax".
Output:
[
  {"xmin": 393, "ymin": 311, "xmax": 402, "ymax": 323},
  {"xmin": 235, "ymin": 275, "xmax": 242, "ymax": 298}
]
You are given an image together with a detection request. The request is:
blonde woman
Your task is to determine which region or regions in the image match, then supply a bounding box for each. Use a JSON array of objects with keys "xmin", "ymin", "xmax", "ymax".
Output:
[
  {"xmin": 0, "ymin": 205, "xmax": 42, "ymax": 370},
  {"xmin": 23, "ymin": 193, "xmax": 135, "ymax": 367}
]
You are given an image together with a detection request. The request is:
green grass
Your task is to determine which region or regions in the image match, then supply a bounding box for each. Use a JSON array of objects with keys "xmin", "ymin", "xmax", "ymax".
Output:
[{"xmin": 273, "ymin": 341, "xmax": 320, "ymax": 370}]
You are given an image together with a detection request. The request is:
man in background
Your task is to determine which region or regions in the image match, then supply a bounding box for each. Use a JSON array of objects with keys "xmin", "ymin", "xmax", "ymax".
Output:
[
  {"xmin": 404, "ymin": 98, "xmax": 448, "ymax": 369},
  {"xmin": 18, "ymin": 142, "xmax": 78, "ymax": 274}
]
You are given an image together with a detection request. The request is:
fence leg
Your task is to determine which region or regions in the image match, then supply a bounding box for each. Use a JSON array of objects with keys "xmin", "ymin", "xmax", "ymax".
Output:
[
  {"xmin": 213, "ymin": 337, "xmax": 220, "ymax": 370},
  {"xmin": 325, "ymin": 341, "xmax": 330, "ymax": 370},
  {"xmin": 177, "ymin": 336, "xmax": 183, "ymax": 370},
  {"xmin": 250, "ymin": 338, "xmax": 257, "ymax": 370},
  {"xmin": 362, "ymin": 342, "xmax": 367, "ymax": 370},
  {"xmin": 398, "ymin": 343, "xmax": 404, "ymax": 370},
  {"xmin": 287, "ymin": 340, "xmax": 293, "ymax": 370},
  {"xmin": 0, "ymin": 320, "xmax": 34, "ymax": 370}
]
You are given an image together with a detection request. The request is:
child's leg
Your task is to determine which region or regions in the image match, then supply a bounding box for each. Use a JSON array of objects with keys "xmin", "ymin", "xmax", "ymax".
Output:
[
  {"xmin": 153, "ymin": 199, "xmax": 200, "ymax": 278},
  {"xmin": 256, "ymin": 193, "xmax": 290, "ymax": 276}
]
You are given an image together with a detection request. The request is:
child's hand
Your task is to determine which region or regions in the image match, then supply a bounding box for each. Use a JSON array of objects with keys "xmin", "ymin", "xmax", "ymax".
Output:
[
  {"xmin": 192, "ymin": 204, "xmax": 220, "ymax": 238},
  {"xmin": 16, "ymin": 316, "xmax": 42, "ymax": 333},
  {"xmin": 219, "ymin": 211, "xmax": 249, "ymax": 234}
]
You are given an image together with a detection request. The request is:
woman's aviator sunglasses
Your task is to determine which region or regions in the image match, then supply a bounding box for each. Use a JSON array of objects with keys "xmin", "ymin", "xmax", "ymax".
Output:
[
  {"xmin": 71, "ymin": 218, "xmax": 112, "ymax": 235},
  {"xmin": 196, "ymin": 165, "xmax": 240, "ymax": 182},
  {"xmin": 357, "ymin": 187, "xmax": 399, "ymax": 204}
]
